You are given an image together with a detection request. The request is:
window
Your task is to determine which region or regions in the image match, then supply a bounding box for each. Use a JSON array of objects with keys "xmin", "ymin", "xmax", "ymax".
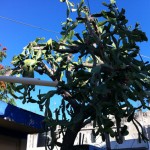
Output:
[{"xmin": 37, "ymin": 131, "xmax": 51, "ymax": 147}]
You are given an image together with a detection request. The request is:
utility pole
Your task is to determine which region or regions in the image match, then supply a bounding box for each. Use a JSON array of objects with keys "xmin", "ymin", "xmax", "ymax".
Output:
[
  {"xmin": 105, "ymin": 133, "xmax": 111, "ymax": 150},
  {"xmin": 0, "ymin": 76, "xmax": 58, "ymax": 87}
]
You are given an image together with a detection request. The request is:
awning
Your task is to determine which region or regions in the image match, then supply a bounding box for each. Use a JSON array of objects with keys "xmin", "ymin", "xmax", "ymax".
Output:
[{"xmin": 0, "ymin": 101, "xmax": 44, "ymax": 134}]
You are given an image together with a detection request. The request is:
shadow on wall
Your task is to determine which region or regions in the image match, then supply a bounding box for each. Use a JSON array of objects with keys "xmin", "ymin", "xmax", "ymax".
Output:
[
  {"xmin": 36, "ymin": 131, "xmax": 149, "ymax": 150},
  {"xmin": 72, "ymin": 143, "xmax": 148, "ymax": 150}
]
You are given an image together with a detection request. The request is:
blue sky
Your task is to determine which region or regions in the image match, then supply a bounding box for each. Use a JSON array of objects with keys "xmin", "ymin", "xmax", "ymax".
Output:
[{"xmin": 0, "ymin": 0, "xmax": 150, "ymax": 115}]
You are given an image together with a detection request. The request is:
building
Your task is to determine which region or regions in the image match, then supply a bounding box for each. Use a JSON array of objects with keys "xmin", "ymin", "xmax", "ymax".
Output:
[
  {"xmin": 27, "ymin": 110, "xmax": 150, "ymax": 150},
  {"xmin": 0, "ymin": 101, "xmax": 44, "ymax": 150}
]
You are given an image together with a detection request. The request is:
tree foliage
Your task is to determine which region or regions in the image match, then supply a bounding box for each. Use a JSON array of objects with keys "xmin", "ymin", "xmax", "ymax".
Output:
[
  {"xmin": 11, "ymin": 0, "xmax": 150, "ymax": 149},
  {"xmin": 0, "ymin": 44, "xmax": 16, "ymax": 105}
]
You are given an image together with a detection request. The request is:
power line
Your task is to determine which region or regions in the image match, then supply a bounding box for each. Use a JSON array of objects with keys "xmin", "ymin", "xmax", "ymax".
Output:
[
  {"xmin": 0, "ymin": 15, "xmax": 59, "ymax": 34},
  {"xmin": 86, "ymin": 0, "xmax": 91, "ymax": 14},
  {"xmin": 0, "ymin": 16, "xmax": 150, "ymax": 60},
  {"xmin": 141, "ymin": 54, "xmax": 150, "ymax": 60}
]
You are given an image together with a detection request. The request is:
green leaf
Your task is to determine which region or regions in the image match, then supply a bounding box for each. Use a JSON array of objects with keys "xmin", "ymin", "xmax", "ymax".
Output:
[
  {"xmin": 120, "ymin": 19, "xmax": 128, "ymax": 25},
  {"xmin": 46, "ymin": 90, "xmax": 56, "ymax": 99},
  {"xmin": 78, "ymin": 0, "xmax": 84, "ymax": 9},
  {"xmin": 67, "ymin": 7, "xmax": 70, "ymax": 18},
  {"xmin": 36, "ymin": 50, "xmax": 42, "ymax": 60},
  {"xmin": 102, "ymin": 2, "xmax": 109, "ymax": 7},
  {"xmin": 101, "ymin": 11, "xmax": 108, "ymax": 19},
  {"xmin": 97, "ymin": 20, "xmax": 108, "ymax": 26},
  {"xmin": 27, "ymin": 98, "xmax": 37, "ymax": 103},
  {"xmin": 110, "ymin": 0, "xmax": 116, "ymax": 4},
  {"xmin": 75, "ymin": 70, "xmax": 91, "ymax": 78},
  {"xmin": 127, "ymin": 111, "xmax": 134, "ymax": 122},
  {"xmin": 132, "ymin": 29, "xmax": 148, "ymax": 42},
  {"xmin": 95, "ymin": 84, "xmax": 109, "ymax": 95},
  {"xmin": 47, "ymin": 38, "xmax": 53, "ymax": 47},
  {"xmin": 60, "ymin": 0, "xmax": 65, "ymax": 2},
  {"xmin": 22, "ymin": 65, "xmax": 34, "ymax": 78},
  {"xmin": 104, "ymin": 119, "xmax": 114, "ymax": 128},
  {"xmin": 15, "ymin": 85, "xmax": 25, "ymax": 91},
  {"xmin": 68, "ymin": 30, "xmax": 75, "ymax": 39},
  {"xmin": 91, "ymin": 13, "xmax": 103, "ymax": 18},
  {"xmin": 75, "ymin": 33, "xmax": 84, "ymax": 43},
  {"xmin": 121, "ymin": 125, "xmax": 128, "ymax": 136},
  {"xmin": 68, "ymin": 1, "xmax": 74, "ymax": 7},
  {"xmin": 68, "ymin": 21, "xmax": 78, "ymax": 31},
  {"xmin": 35, "ymin": 37, "xmax": 44, "ymax": 43},
  {"xmin": 135, "ymin": 80, "xmax": 143, "ymax": 90},
  {"xmin": 107, "ymin": 12, "xmax": 116, "ymax": 18},
  {"xmin": 24, "ymin": 59, "xmax": 37, "ymax": 66},
  {"xmin": 91, "ymin": 66, "xmax": 101, "ymax": 74},
  {"xmin": 101, "ymin": 133, "xmax": 106, "ymax": 141}
]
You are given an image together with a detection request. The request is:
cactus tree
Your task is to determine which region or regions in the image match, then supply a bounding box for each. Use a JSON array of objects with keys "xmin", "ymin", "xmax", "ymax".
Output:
[{"xmin": 11, "ymin": 0, "xmax": 150, "ymax": 149}]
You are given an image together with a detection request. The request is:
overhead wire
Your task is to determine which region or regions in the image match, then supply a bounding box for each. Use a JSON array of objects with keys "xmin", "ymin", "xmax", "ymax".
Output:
[
  {"xmin": 0, "ymin": 15, "xmax": 150, "ymax": 61},
  {"xmin": 141, "ymin": 54, "xmax": 150, "ymax": 60},
  {"xmin": 86, "ymin": 0, "xmax": 91, "ymax": 14},
  {"xmin": 0, "ymin": 15, "xmax": 59, "ymax": 34}
]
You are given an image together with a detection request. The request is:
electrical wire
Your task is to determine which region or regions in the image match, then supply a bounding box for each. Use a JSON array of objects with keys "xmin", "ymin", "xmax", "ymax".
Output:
[
  {"xmin": 0, "ymin": 15, "xmax": 59, "ymax": 34},
  {"xmin": 0, "ymin": 15, "xmax": 150, "ymax": 61},
  {"xmin": 141, "ymin": 54, "xmax": 150, "ymax": 60},
  {"xmin": 86, "ymin": 0, "xmax": 91, "ymax": 14}
]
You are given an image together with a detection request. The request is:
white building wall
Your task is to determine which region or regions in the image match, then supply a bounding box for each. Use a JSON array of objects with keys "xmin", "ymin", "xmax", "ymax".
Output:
[{"xmin": 27, "ymin": 110, "xmax": 150, "ymax": 149}]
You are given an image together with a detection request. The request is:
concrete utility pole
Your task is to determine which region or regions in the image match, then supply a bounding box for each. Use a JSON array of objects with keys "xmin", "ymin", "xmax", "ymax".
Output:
[
  {"xmin": 105, "ymin": 133, "xmax": 111, "ymax": 150},
  {"xmin": 0, "ymin": 76, "xmax": 58, "ymax": 87}
]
